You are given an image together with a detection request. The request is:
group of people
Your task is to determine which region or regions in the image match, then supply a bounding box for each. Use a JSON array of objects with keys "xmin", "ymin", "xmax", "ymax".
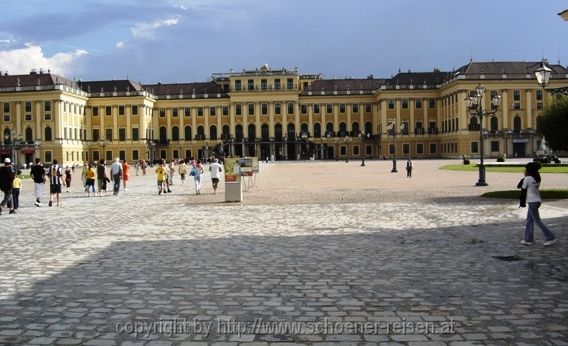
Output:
[
  {"xmin": 81, "ymin": 158, "xmax": 130, "ymax": 197},
  {"xmin": 154, "ymin": 157, "xmax": 223, "ymax": 196}
]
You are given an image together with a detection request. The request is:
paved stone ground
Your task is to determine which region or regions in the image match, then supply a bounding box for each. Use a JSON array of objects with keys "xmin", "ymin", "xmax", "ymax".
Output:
[{"xmin": 0, "ymin": 159, "xmax": 567, "ymax": 346}]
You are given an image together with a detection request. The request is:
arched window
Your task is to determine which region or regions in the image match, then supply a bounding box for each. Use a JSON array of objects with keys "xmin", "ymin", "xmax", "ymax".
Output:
[
  {"xmin": 172, "ymin": 126, "xmax": 180, "ymax": 141},
  {"xmin": 184, "ymin": 126, "xmax": 192, "ymax": 141},
  {"xmin": 25, "ymin": 127, "xmax": 33, "ymax": 142},
  {"xmin": 326, "ymin": 122, "xmax": 334, "ymax": 136},
  {"xmin": 159, "ymin": 126, "xmax": 167, "ymax": 144},
  {"xmin": 469, "ymin": 117, "xmax": 479, "ymax": 131},
  {"xmin": 339, "ymin": 122, "xmax": 347, "ymax": 137},
  {"xmin": 197, "ymin": 125, "xmax": 205, "ymax": 139},
  {"xmin": 222, "ymin": 125, "xmax": 230, "ymax": 139},
  {"xmin": 490, "ymin": 116, "xmax": 498, "ymax": 132},
  {"xmin": 314, "ymin": 123, "xmax": 321, "ymax": 138},
  {"xmin": 352, "ymin": 122, "xmax": 360, "ymax": 136},
  {"xmin": 248, "ymin": 124, "xmax": 256, "ymax": 140},
  {"xmin": 365, "ymin": 121, "xmax": 373, "ymax": 136},
  {"xmin": 287, "ymin": 123, "xmax": 295, "ymax": 138},
  {"xmin": 261, "ymin": 124, "xmax": 269, "ymax": 140},
  {"xmin": 300, "ymin": 123, "xmax": 308, "ymax": 135},
  {"xmin": 513, "ymin": 115, "xmax": 522, "ymax": 133},
  {"xmin": 210, "ymin": 125, "xmax": 217, "ymax": 140},
  {"xmin": 44, "ymin": 127, "xmax": 53, "ymax": 141},
  {"xmin": 235, "ymin": 125, "xmax": 243, "ymax": 139},
  {"xmin": 275, "ymin": 123, "xmax": 283, "ymax": 139}
]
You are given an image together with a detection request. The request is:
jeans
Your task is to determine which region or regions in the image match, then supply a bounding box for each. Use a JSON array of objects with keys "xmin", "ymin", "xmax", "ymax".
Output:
[
  {"xmin": 525, "ymin": 202, "xmax": 555, "ymax": 242},
  {"xmin": 1, "ymin": 189, "xmax": 13, "ymax": 209},
  {"xmin": 194, "ymin": 176, "xmax": 201, "ymax": 193},
  {"xmin": 12, "ymin": 188, "xmax": 19, "ymax": 209},
  {"xmin": 113, "ymin": 174, "xmax": 121, "ymax": 195}
]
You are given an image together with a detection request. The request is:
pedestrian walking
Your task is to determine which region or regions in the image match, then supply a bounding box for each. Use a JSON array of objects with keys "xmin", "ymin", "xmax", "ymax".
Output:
[
  {"xmin": 406, "ymin": 158, "xmax": 413, "ymax": 178},
  {"xmin": 64, "ymin": 166, "xmax": 72, "ymax": 192},
  {"xmin": 122, "ymin": 160, "xmax": 130, "ymax": 191},
  {"xmin": 209, "ymin": 158, "xmax": 223, "ymax": 195},
  {"xmin": 0, "ymin": 158, "xmax": 15, "ymax": 215},
  {"xmin": 85, "ymin": 163, "xmax": 96, "ymax": 197},
  {"xmin": 168, "ymin": 160, "xmax": 175, "ymax": 185},
  {"xmin": 12, "ymin": 170, "xmax": 21, "ymax": 211},
  {"xmin": 193, "ymin": 160, "xmax": 204, "ymax": 195},
  {"xmin": 30, "ymin": 158, "xmax": 46, "ymax": 206},
  {"xmin": 110, "ymin": 158, "xmax": 122, "ymax": 195},
  {"xmin": 178, "ymin": 160, "xmax": 188, "ymax": 185},
  {"xmin": 48, "ymin": 159, "xmax": 63, "ymax": 207},
  {"xmin": 96, "ymin": 159, "xmax": 109, "ymax": 196},
  {"xmin": 519, "ymin": 162, "xmax": 557, "ymax": 246},
  {"xmin": 156, "ymin": 160, "xmax": 167, "ymax": 195}
]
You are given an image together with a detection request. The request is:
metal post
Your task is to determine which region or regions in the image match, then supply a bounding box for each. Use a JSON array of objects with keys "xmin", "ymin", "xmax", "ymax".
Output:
[{"xmin": 476, "ymin": 114, "xmax": 487, "ymax": 186}]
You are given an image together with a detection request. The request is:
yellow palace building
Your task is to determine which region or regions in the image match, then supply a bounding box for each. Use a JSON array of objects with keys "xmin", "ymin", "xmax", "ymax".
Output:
[{"xmin": 0, "ymin": 60, "xmax": 566, "ymax": 167}]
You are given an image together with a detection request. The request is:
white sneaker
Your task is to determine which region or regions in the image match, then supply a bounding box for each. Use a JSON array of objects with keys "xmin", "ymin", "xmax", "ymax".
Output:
[
  {"xmin": 543, "ymin": 238, "xmax": 557, "ymax": 246},
  {"xmin": 520, "ymin": 240, "xmax": 533, "ymax": 245}
]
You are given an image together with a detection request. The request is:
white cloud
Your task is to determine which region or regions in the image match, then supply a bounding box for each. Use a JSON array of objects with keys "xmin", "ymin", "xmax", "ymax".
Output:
[
  {"xmin": 131, "ymin": 16, "xmax": 181, "ymax": 39},
  {"xmin": 0, "ymin": 44, "xmax": 87, "ymax": 76},
  {"xmin": 116, "ymin": 41, "xmax": 125, "ymax": 49}
]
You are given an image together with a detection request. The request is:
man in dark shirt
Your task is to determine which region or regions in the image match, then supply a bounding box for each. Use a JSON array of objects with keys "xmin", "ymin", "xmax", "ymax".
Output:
[
  {"xmin": 30, "ymin": 158, "xmax": 46, "ymax": 206},
  {"xmin": 0, "ymin": 158, "xmax": 15, "ymax": 215}
]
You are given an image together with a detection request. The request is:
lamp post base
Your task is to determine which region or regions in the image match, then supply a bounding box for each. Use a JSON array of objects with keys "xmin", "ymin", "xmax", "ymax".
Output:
[
  {"xmin": 475, "ymin": 181, "xmax": 488, "ymax": 186},
  {"xmin": 391, "ymin": 159, "xmax": 397, "ymax": 173},
  {"xmin": 361, "ymin": 158, "xmax": 365, "ymax": 166}
]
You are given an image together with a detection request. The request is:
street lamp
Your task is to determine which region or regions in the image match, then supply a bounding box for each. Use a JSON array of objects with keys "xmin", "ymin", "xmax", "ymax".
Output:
[
  {"xmin": 359, "ymin": 133, "xmax": 365, "ymax": 166},
  {"xmin": 34, "ymin": 140, "xmax": 41, "ymax": 161},
  {"xmin": 387, "ymin": 122, "xmax": 403, "ymax": 172},
  {"xmin": 534, "ymin": 59, "xmax": 568, "ymax": 96},
  {"xmin": 99, "ymin": 138, "xmax": 109, "ymax": 161},
  {"xmin": 334, "ymin": 137, "xmax": 339, "ymax": 161},
  {"xmin": 344, "ymin": 135, "xmax": 351, "ymax": 162},
  {"xmin": 465, "ymin": 84, "xmax": 501, "ymax": 186}
]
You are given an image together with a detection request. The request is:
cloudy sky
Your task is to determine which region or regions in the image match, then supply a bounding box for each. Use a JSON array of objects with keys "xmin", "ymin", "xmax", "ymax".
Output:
[{"xmin": 0, "ymin": 0, "xmax": 566, "ymax": 84}]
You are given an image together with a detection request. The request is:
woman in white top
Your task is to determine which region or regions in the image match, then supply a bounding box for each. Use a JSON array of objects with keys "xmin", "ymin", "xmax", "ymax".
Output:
[{"xmin": 521, "ymin": 162, "xmax": 556, "ymax": 246}]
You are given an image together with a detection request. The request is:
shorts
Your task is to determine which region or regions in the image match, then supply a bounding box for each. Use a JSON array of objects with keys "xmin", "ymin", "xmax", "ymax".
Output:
[
  {"xmin": 212, "ymin": 178, "xmax": 219, "ymax": 188},
  {"xmin": 157, "ymin": 179, "xmax": 164, "ymax": 187},
  {"xmin": 180, "ymin": 173, "xmax": 186, "ymax": 180},
  {"xmin": 50, "ymin": 184, "xmax": 62, "ymax": 194}
]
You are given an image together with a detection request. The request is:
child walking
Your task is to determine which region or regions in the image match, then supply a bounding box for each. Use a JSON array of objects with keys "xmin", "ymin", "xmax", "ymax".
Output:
[{"xmin": 12, "ymin": 170, "xmax": 22, "ymax": 211}]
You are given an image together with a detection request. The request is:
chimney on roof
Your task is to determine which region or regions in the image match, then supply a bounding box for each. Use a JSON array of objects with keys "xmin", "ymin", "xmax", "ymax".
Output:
[
  {"xmin": 30, "ymin": 69, "xmax": 37, "ymax": 75},
  {"xmin": 39, "ymin": 68, "xmax": 43, "ymax": 74}
]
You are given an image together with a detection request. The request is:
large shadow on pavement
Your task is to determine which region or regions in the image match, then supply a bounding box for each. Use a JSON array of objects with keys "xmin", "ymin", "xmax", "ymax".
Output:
[{"xmin": 1, "ymin": 217, "xmax": 567, "ymax": 345}]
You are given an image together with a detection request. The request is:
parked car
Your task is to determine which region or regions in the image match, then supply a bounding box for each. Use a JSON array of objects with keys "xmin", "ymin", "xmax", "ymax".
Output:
[{"xmin": 533, "ymin": 154, "xmax": 561, "ymax": 164}]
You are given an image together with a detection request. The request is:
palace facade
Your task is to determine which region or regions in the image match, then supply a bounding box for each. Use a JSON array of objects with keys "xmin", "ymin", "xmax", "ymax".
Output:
[{"xmin": 0, "ymin": 60, "xmax": 567, "ymax": 166}]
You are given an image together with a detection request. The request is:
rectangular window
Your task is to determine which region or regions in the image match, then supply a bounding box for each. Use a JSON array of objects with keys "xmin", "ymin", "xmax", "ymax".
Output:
[
  {"xmin": 352, "ymin": 104, "xmax": 359, "ymax": 113},
  {"xmin": 222, "ymin": 106, "xmax": 229, "ymax": 116},
  {"xmin": 248, "ymin": 79, "xmax": 254, "ymax": 91},
  {"xmin": 490, "ymin": 141, "xmax": 499, "ymax": 152},
  {"xmin": 415, "ymin": 99, "xmax": 422, "ymax": 109},
  {"xmin": 326, "ymin": 104, "xmax": 333, "ymax": 114},
  {"xmin": 513, "ymin": 103, "xmax": 521, "ymax": 110},
  {"xmin": 25, "ymin": 102, "xmax": 32, "ymax": 112},
  {"xmin": 261, "ymin": 79, "xmax": 267, "ymax": 90},
  {"xmin": 471, "ymin": 141, "xmax": 479, "ymax": 153},
  {"xmin": 210, "ymin": 107, "xmax": 216, "ymax": 116},
  {"xmin": 3, "ymin": 115, "xmax": 10, "ymax": 122},
  {"xmin": 537, "ymin": 102, "xmax": 543, "ymax": 110},
  {"xmin": 172, "ymin": 108, "xmax": 178, "ymax": 117},
  {"xmin": 45, "ymin": 151, "xmax": 52, "ymax": 163},
  {"xmin": 93, "ymin": 129, "xmax": 100, "ymax": 142},
  {"xmin": 248, "ymin": 104, "xmax": 254, "ymax": 116},
  {"xmin": 44, "ymin": 101, "xmax": 51, "ymax": 112},
  {"xmin": 339, "ymin": 104, "xmax": 346, "ymax": 113},
  {"xmin": 132, "ymin": 128, "xmax": 139, "ymax": 141},
  {"xmin": 388, "ymin": 99, "xmax": 395, "ymax": 109},
  {"xmin": 25, "ymin": 114, "xmax": 32, "ymax": 121},
  {"xmin": 314, "ymin": 104, "xmax": 320, "ymax": 114},
  {"xmin": 261, "ymin": 103, "xmax": 268, "ymax": 115},
  {"xmin": 389, "ymin": 144, "xmax": 395, "ymax": 155},
  {"xmin": 274, "ymin": 79, "xmax": 281, "ymax": 90},
  {"xmin": 287, "ymin": 78, "xmax": 293, "ymax": 89},
  {"xmin": 513, "ymin": 90, "xmax": 521, "ymax": 101},
  {"xmin": 429, "ymin": 143, "xmax": 437, "ymax": 154},
  {"xmin": 416, "ymin": 143, "xmax": 424, "ymax": 154},
  {"xmin": 275, "ymin": 103, "xmax": 281, "ymax": 115},
  {"xmin": 132, "ymin": 105, "xmax": 138, "ymax": 115},
  {"xmin": 159, "ymin": 108, "xmax": 165, "ymax": 117},
  {"xmin": 132, "ymin": 150, "xmax": 139, "ymax": 161},
  {"xmin": 184, "ymin": 107, "xmax": 191, "ymax": 117},
  {"xmin": 365, "ymin": 103, "xmax": 371, "ymax": 113},
  {"xmin": 173, "ymin": 149, "xmax": 179, "ymax": 159},
  {"xmin": 429, "ymin": 98, "xmax": 436, "ymax": 108},
  {"xmin": 197, "ymin": 107, "xmax": 203, "ymax": 116},
  {"xmin": 93, "ymin": 107, "xmax": 99, "ymax": 116},
  {"xmin": 403, "ymin": 143, "xmax": 410, "ymax": 155},
  {"xmin": 301, "ymin": 104, "xmax": 307, "ymax": 114},
  {"xmin": 106, "ymin": 128, "xmax": 113, "ymax": 141},
  {"xmin": 119, "ymin": 106, "xmax": 125, "ymax": 115},
  {"xmin": 44, "ymin": 114, "xmax": 51, "ymax": 120},
  {"xmin": 105, "ymin": 106, "xmax": 112, "ymax": 116},
  {"xmin": 340, "ymin": 146, "xmax": 347, "ymax": 155},
  {"xmin": 536, "ymin": 89, "xmax": 543, "ymax": 101},
  {"xmin": 401, "ymin": 99, "xmax": 409, "ymax": 109},
  {"xmin": 235, "ymin": 80, "xmax": 241, "ymax": 91},
  {"xmin": 287, "ymin": 103, "xmax": 294, "ymax": 114},
  {"xmin": 118, "ymin": 128, "xmax": 126, "ymax": 141},
  {"xmin": 353, "ymin": 146, "xmax": 359, "ymax": 156},
  {"xmin": 236, "ymin": 104, "xmax": 242, "ymax": 116}
]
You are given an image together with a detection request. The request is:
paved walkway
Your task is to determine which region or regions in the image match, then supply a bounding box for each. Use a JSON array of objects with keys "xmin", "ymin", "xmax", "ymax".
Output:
[{"xmin": 0, "ymin": 160, "xmax": 567, "ymax": 345}]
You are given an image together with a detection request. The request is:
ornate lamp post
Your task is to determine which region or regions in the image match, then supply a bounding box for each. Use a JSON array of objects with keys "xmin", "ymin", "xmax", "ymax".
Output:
[
  {"xmin": 387, "ymin": 122, "xmax": 403, "ymax": 172},
  {"xmin": 99, "ymin": 138, "xmax": 109, "ymax": 162},
  {"xmin": 334, "ymin": 137, "xmax": 339, "ymax": 161},
  {"xmin": 535, "ymin": 59, "xmax": 568, "ymax": 96},
  {"xmin": 344, "ymin": 135, "xmax": 351, "ymax": 162},
  {"xmin": 465, "ymin": 84, "xmax": 501, "ymax": 186},
  {"xmin": 359, "ymin": 133, "xmax": 366, "ymax": 166},
  {"xmin": 34, "ymin": 140, "xmax": 41, "ymax": 161}
]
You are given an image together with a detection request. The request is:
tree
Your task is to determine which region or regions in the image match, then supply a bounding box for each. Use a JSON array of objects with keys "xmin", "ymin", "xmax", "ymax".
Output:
[{"xmin": 537, "ymin": 96, "xmax": 568, "ymax": 152}]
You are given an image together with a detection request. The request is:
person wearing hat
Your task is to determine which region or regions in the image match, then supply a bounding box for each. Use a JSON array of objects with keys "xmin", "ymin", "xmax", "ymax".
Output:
[{"xmin": 0, "ymin": 157, "xmax": 16, "ymax": 214}]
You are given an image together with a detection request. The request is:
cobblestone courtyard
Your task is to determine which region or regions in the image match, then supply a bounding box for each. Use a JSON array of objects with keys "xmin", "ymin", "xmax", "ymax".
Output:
[{"xmin": 0, "ymin": 159, "xmax": 567, "ymax": 345}]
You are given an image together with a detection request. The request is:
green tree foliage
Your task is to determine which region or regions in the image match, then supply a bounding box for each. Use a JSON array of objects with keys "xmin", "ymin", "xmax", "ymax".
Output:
[{"xmin": 537, "ymin": 96, "xmax": 568, "ymax": 151}]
